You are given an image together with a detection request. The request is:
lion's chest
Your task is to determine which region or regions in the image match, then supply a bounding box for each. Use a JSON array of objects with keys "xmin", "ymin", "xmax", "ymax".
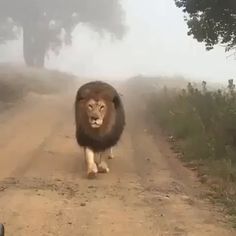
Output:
[{"xmin": 76, "ymin": 124, "xmax": 122, "ymax": 152}]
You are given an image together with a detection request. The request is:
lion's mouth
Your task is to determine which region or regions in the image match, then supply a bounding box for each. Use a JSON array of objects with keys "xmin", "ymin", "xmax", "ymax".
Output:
[{"xmin": 89, "ymin": 119, "xmax": 103, "ymax": 128}]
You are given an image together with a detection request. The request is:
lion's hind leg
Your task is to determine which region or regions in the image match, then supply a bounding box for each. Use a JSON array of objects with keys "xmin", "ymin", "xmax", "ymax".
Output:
[
  {"xmin": 97, "ymin": 152, "xmax": 110, "ymax": 174},
  {"xmin": 107, "ymin": 147, "xmax": 114, "ymax": 160}
]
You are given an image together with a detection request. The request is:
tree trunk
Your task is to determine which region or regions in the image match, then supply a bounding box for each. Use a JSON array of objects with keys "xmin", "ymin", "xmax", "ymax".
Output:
[{"xmin": 22, "ymin": 26, "xmax": 45, "ymax": 68}]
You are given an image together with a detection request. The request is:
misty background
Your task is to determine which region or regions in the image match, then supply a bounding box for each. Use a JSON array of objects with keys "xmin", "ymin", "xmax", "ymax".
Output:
[{"xmin": 0, "ymin": 0, "xmax": 235, "ymax": 83}]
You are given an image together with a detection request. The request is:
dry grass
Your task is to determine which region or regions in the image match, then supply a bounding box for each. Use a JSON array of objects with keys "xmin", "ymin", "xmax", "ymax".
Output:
[{"xmin": 0, "ymin": 64, "xmax": 77, "ymax": 110}]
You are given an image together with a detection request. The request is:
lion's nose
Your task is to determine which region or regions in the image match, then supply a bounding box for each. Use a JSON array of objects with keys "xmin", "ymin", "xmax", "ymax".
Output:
[{"xmin": 91, "ymin": 116, "xmax": 99, "ymax": 122}]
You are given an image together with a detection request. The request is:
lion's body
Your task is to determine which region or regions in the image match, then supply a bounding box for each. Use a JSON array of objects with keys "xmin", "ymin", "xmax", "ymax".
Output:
[{"xmin": 74, "ymin": 81, "xmax": 125, "ymax": 178}]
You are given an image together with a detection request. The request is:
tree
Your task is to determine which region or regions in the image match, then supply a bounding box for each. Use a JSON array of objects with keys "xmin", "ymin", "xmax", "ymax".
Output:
[
  {"xmin": 201, "ymin": 81, "xmax": 207, "ymax": 94},
  {"xmin": 0, "ymin": 0, "xmax": 126, "ymax": 67},
  {"xmin": 175, "ymin": 0, "xmax": 236, "ymax": 52}
]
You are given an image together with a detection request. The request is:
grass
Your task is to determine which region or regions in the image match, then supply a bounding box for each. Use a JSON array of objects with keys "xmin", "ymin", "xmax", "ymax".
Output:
[
  {"xmin": 146, "ymin": 79, "xmax": 236, "ymax": 225},
  {"xmin": 0, "ymin": 64, "xmax": 77, "ymax": 110}
]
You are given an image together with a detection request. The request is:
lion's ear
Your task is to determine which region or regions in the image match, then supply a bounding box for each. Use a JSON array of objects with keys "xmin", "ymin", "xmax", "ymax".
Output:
[
  {"xmin": 76, "ymin": 88, "xmax": 91, "ymax": 102},
  {"xmin": 76, "ymin": 93, "xmax": 84, "ymax": 102},
  {"xmin": 113, "ymin": 95, "xmax": 120, "ymax": 109}
]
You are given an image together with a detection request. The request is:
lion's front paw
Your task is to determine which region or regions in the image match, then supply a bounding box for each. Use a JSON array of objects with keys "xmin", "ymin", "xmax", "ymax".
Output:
[
  {"xmin": 87, "ymin": 163, "xmax": 98, "ymax": 179},
  {"xmin": 97, "ymin": 161, "xmax": 110, "ymax": 174}
]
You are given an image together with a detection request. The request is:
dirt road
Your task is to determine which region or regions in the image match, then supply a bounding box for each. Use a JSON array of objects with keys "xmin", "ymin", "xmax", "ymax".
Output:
[{"xmin": 0, "ymin": 83, "xmax": 235, "ymax": 236}]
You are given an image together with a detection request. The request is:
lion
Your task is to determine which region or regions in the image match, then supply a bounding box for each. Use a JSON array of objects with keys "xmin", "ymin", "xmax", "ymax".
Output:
[{"xmin": 74, "ymin": 81, "xmax": 125, "ymax": 178}]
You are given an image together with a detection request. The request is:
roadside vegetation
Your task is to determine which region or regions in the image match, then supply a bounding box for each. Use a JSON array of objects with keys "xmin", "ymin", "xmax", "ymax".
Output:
[
  {"xmin": 147, "ymin": 79, "xmax": 236, "ymax": 225},
  {"xmin": 0, "ymin": 64, "xmax": 76, "ymax": 111}
]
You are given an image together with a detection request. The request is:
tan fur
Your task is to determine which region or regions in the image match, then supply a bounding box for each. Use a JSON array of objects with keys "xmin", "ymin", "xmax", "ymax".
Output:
[
  {"xmin": 77, "ymin": 96, "xmax": 116, "ymax": 135},
  {"xmin": 86, "ymin": 98, "xmax": 107, "ymax": 128}
]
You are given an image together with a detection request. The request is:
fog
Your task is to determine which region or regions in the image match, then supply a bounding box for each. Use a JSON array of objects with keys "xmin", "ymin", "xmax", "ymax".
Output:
[{"xmin": 0, "ymin": 0, "xmax": 235, "ymax": 83}]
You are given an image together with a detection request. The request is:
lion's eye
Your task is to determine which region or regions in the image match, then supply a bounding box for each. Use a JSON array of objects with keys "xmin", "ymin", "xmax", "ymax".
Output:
[
  {"xmin": 88, "ymin": 104, "xmax": 93, "ymax": 110},
  {"xmin": 100, "ymin": 105, "xmax": 105, "ymax": 111}
]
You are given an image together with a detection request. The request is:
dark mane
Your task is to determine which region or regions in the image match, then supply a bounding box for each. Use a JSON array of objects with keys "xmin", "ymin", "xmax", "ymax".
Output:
[{"xmin": 75, "ymin": 81, "xmax": 125, "ymax": 152}]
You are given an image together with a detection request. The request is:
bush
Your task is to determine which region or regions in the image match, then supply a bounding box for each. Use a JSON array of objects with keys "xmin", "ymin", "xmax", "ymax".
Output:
[
  {"xmin": 147, "ymin": 79, "xmax": 236, "ymax": 223},
  {"xmin": 147, "ymin": 79, "xmax": 236, "ymax": 182},
  {"xmin": 152, "ymin": 81, "xmax": 235, "ymax": 157}
]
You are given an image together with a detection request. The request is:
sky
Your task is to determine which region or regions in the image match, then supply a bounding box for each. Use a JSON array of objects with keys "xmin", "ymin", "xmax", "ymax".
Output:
[{"xmin": 0, "ymin": 0, "xmax": 235, "ymax": 83}]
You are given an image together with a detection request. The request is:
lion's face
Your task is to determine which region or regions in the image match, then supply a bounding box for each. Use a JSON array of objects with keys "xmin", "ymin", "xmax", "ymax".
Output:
[{"xmin": 86, "ymin": 99, "xmax": 108, "ymax": 128}]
